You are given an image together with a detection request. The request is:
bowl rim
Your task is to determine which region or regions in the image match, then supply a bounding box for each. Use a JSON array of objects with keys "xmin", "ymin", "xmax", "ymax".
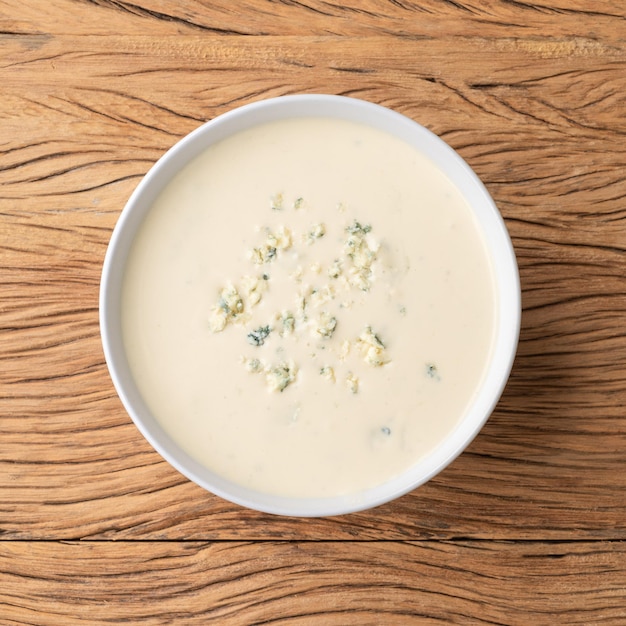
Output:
[{"xmin": 100, "ymin": 94, "xmax": 521, "ymax": 517}]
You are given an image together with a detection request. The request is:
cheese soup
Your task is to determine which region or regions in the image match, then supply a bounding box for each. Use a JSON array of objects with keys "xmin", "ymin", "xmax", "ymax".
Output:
[{"xmin": 121, "ymin": 117, "xmax": 497, "ymax": 498}]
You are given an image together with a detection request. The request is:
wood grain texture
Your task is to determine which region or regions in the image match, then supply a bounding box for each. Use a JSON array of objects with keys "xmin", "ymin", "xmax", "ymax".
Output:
[
  {"xmin": 1, "ymin": 24, "xmax": 625, "ymax": 540},
  {"xmin": 2, "ymin": 0, "xmax": 625, "ymax": 42},
  {"xmin": 0, "ymin": 0, "xmax": 625, "ymax": 621},
  {"xmin": 1, "ymin": 540, "xmax": 625, "ymax": 624}
]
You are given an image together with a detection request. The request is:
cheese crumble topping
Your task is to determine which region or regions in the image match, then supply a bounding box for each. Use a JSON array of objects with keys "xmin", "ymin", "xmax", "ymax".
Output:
[{"xmin": 209, "ymin": 195, "xmax": 390, "ymax": 392}]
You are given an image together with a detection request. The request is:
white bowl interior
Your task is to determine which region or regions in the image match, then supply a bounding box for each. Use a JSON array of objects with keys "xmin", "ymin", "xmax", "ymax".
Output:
[{"xmin": 100, "ymin": 95, "xmax": 520, "ymax": 517}]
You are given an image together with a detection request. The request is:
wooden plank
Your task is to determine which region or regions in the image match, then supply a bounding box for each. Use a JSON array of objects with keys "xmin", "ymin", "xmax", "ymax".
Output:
[
  {"xmin": 1, "ymin": 30, "xmax": 625, "ymax": 539},
  {"xmin": 0, "ymin": 540, "xmax": 624, "ymax": 624},
  {"xmin": 1, "ymin": 0, "xmax": 624, "ymax": 44}
]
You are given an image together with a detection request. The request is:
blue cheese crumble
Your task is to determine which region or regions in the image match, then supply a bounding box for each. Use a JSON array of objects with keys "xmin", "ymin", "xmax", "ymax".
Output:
[
  {"xmin": 250, "ymin": 226, "xmax": 292, "ymax": 264},
  {"xmin": 209, "ymin": 284, "xmax": 245, "ymax": 332},
  {"xmin": 306, "ymin": 223, "xmax": 326, "ymax": 244},
  {"xmin": 345, "ymin": 372, "xmax": 359, "ymax": 394},
  {"xmin": 357, "ymin": 326, "xmax": 389, "ymax": 367},
  {"xmin": 314, "ymin": 311, "xmax": 337, "ymax": 339},
  {"xmin": 344, "ymin": 220, "xmax": 378, "ymax": 291},
  {"xmin": 266, "ymin": 360, "xmax": 298, "ymax": 392}
]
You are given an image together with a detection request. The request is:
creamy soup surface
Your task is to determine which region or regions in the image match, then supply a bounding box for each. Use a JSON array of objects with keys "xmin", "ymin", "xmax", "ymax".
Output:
[{"xmin": 122, "ymin": 117, "xmax": 497, "ymax": 498}]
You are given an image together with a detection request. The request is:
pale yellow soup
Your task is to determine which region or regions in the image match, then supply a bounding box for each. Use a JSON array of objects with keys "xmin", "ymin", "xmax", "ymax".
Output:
[{"xmin": 121, "ymin": 117, "xmax": 497, "ymax": 498}]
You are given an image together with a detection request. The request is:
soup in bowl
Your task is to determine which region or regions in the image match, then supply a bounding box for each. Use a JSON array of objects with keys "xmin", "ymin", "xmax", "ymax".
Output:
[{"xmin": 100, "ymin": 95, "xmax": 520, "ymax": 516}]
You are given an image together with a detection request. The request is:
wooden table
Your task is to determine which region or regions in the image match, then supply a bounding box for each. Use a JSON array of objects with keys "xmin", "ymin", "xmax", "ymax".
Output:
[{"xmin": 1, "ymin": 1, "xmax": 625, "ymax": 623}]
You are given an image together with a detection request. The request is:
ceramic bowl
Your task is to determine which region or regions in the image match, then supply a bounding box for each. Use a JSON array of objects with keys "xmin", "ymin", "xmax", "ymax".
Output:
[{"xmin": 100, "ymin": 95, "xmax": 520, "ymax": 516}]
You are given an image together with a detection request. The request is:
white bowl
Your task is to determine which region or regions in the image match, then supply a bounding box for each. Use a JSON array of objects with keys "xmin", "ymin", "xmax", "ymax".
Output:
[{"xmin": 100, "ymin": 95, "xmax": 520, "ymax": 517}]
